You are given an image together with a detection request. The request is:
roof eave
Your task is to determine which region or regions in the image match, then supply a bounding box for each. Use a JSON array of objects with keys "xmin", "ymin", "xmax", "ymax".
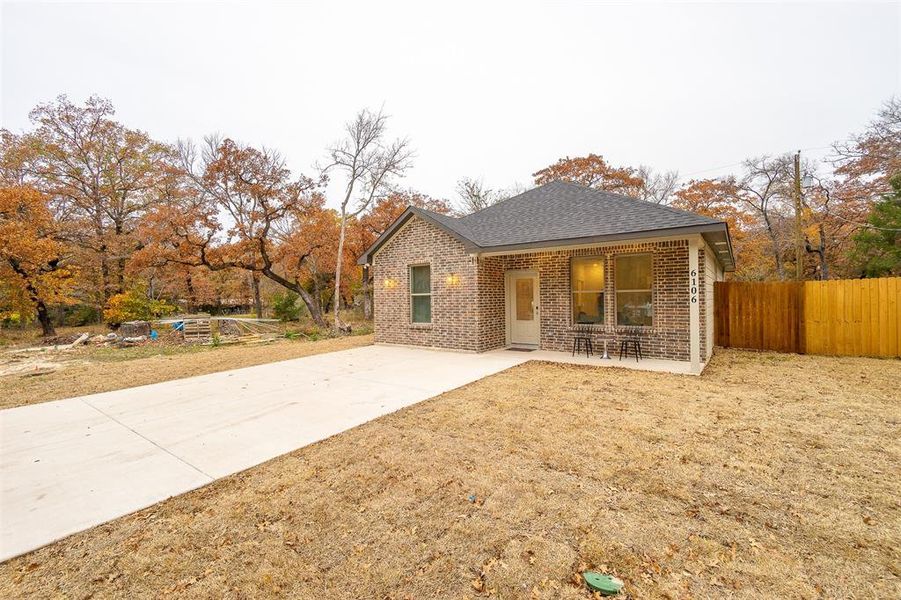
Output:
[
  {"xmin": 473, "ymin": 223, "xmax": 731, "ymax": 256},
  {"xmin": 707, "ymin": 223, "xmax": 737, "ymax": 272}
]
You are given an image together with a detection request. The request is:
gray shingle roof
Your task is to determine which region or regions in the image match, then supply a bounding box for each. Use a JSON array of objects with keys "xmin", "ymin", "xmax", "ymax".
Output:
[
  {"xmin": 454, "ymin": 180, "xmax": 723, "ymax": 246},
  {"xmin": 360, "ymin": 181, "xmax": 734, "ymax": 269}
]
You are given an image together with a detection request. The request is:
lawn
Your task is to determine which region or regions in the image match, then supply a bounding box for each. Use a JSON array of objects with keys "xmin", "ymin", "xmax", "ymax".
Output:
[
  {"xmin": 0, "ymin": 332, "xmax": 374, "ymax": 410},
  {"xmin": 1, "ymin": 350, "xmax": 899, "ymax": 598}
]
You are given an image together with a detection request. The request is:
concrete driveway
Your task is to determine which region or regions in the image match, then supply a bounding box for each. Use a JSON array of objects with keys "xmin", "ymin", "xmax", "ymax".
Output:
[{"xmin": 0, "ymin": 345, "xmax": 527, "ymax": 562}]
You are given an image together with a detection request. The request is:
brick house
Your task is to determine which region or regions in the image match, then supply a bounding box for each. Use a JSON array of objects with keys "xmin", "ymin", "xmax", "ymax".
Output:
[{"xmin": 357, "ymin": 181, "xmax": 735, "ymax": 373}]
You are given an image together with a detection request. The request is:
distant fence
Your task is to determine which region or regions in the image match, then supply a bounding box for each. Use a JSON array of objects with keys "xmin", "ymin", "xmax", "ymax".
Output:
[{"xmin": 714, "ymin": 277, "xmax": 901, "ymax": 358}]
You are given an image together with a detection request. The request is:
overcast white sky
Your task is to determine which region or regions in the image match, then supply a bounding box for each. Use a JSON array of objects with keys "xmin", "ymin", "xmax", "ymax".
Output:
[{"xmin": 2, "ymin": 1, "xmax": 899, "ymax": 208}]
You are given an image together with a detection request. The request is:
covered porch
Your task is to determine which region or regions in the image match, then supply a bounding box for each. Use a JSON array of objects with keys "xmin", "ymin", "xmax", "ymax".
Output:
[{"xmin": 478, "ymin": 236, "xmax": 706, "ymax": 372}]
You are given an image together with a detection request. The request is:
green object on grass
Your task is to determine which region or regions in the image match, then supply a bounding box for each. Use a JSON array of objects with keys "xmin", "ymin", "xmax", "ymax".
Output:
[{"xmin": 583, "ymin": 572, "xmax": 624, "ymax": 595}]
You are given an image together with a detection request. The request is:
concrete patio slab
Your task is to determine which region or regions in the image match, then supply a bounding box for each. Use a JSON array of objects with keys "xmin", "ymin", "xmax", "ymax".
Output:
[
  {"xmin": 0, "ymin": 344, "xmax": 526, "ymax": 562},
  {"xmin": 491, "ymin": 348, "xmax": 703, "ymax": 375}
]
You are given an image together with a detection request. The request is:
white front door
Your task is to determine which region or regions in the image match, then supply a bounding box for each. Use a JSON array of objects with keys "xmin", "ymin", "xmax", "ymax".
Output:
[{"xmin": 507, "ymin": 271, "xmax": 540, "ymax": 346}]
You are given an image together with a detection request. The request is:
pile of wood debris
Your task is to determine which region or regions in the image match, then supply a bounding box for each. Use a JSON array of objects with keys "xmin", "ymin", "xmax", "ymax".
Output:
[
  {"xmin": 155, "ymin": 315, "xmax": 283, "ymax": 345},
  {"xmin": 3, "ymin": 316, "xmax": 284, "ymax": 368}
]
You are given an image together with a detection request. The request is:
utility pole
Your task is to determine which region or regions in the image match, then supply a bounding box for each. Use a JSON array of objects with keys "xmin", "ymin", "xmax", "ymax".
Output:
[{"xmin": 793, "ymin": 150, "xmax": 804, "ymax": 281}]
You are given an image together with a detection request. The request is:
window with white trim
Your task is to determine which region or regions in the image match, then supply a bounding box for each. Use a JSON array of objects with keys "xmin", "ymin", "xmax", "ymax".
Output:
[
  {"xmin": 571, "ymin": 257, "xmax": 605, "ymax": 324},
  {"xmin": 615, "ymin": 254, "xmax": 653, "ymax": 326}
]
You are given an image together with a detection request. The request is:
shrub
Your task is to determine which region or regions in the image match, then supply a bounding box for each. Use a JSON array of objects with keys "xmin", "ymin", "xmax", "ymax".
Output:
[
  {"xmin": 0, "ymin": 311, "xmax": 28, "ymax": 327},
  {"xmin": 63, "ymin": 304, "xmax": 101, "ymax": 326},
  {"xmin": 272, "ymin": 291, "xmax": 301, "ymax": 322},
  {"xmin": 104, "ymin": 284, "xmax": 176, "ymax": 326}
]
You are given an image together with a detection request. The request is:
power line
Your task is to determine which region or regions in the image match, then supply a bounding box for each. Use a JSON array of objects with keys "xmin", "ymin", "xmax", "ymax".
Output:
[
  {"xmin": 820, "ymin": 206, "xmax": 901, "ymax": 232},
  {"xmin": 681, "ymin": 161, "xmax": 747, "ymax": 178},
  {"xmin": 680, "ymin": 145, "xmax": 835, "ymax": 180}
]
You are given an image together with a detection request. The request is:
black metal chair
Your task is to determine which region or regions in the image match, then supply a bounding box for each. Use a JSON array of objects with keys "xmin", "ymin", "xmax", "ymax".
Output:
[
  {"xmin": 571, "ymin": 323, "xmax": 594, "ymax": 358},
  {"xmin": 619, "ymin": 326, "xmax": 644, "ymax": 362}
]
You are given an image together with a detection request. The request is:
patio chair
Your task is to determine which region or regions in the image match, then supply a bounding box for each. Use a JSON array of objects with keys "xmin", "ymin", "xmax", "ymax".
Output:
[
  {"xmin": 571, "ymin": 323, "xmax": 594, "ymax": 358},
  {"xmin": 618, "ymin": 326, "xmax": 644, "ymax": 362}
]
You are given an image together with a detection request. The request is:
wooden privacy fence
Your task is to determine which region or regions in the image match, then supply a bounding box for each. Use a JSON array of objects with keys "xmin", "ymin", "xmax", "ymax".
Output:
[
  {"xmin": 714, "ymin": 281, "xmax": 804, "ymax": 353},
  {"xmin": 715, "ymin": 277, "xmax": 901, "ymax": 358}
]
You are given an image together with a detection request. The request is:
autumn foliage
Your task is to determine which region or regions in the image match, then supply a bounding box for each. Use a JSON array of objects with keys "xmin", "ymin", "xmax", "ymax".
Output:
[
  {"xmin": 0, "ymin": 186, "xmax": 75, "ymax": 335},
  {"xmin": 533, "ymin": 154, "xmax": 645, "ymax": 197},
  {"xmin": 1, "ymin": 95, "xmax": 898, "ymax": 335}
]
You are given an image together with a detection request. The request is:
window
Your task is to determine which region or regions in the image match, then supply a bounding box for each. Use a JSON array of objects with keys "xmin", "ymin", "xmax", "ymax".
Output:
[
  {"xmin": 615, "ymin": 254, "xmax": 653, "ymax": 326},
  {"xmin": 410, "ymin": 265, "xmax": 431, "ymax": 323},
  {"xmin": 571, "ymin": 257, "xmax": 604, "ymax": 324}
]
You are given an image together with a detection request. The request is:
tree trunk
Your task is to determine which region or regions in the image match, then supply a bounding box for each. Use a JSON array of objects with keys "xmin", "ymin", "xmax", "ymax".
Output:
[
  {"xmin": 761, "ymin": 215, "xmax": 784, "ymax": 279},
  {"xmin": 8, "ymin": 259, "xmax": 57, "ymax": 337},
  {"xmin": 362, "ymin": 267, "xmax": 372, "ymax": 320},
  {"xmin": 251, "ymin": 272, "xmax": 263, "ymax": 318},
  {"xmin": 817, "ymin": 223, "xmax": 829, "ymax": 280},
  {"xmin": 296, "ymin": 285, "xmax": 326, "ymax": 328},
  {"xmin": 259, "ymin": 267, "xmax": 328, "ymax": 328},
  {"xmin": 115, "ymin": 223, "xmax": 127, "ymax": 296},
  {"xmin": 35, "ymin": 299, "xmax": 56, "ymax": 337},
  {"xmin": 185, "ymin": 272, "xmax": 196, "ymax": 312},
  {"xmin": 116, "ymin": 254, "xmax": 126, "ymax": 296},
  {"xmin": 333, "ymin": 209, "xmax": 347, "ymax": 333},
  {"xmin": 99, "ymin": 247, "xmax": 111, "ymax": 303}
]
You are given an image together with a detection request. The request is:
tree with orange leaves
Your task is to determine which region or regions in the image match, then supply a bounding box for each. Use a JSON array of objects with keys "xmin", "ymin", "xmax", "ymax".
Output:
[
  {"xmin": 356, "ymin": 190, "xmax": 452, "ymax": 249},
  {"xmin": 275, "ymin": 203, "xmax": 342, "ymax": 313},
  {"xmin": 832, "ymin": 97, "xmax": 901, "ymax": 203},
  {"xmin": 533, "ymin": 154, "xmax": 644, "ymax": 196},
  {"xmin": 0, "ymin": 186, "xmax": 75, "ymax": 335},
  {"xmin": 671, "ymin": 178, "xmax": 751, "ymax": 231},
  {"xmin": 139, "ymin": 136, "xmax": 330, "ymax": 326},
  {"xmin": 8, "ymin": 95, "xmax": 174, "ymax": 308},
  {"xmin": 671, "ymin": 178, "xmax": 771, "ymax": 280},
  {"xmin": 533, "ymin": 153, "xmax": 678, "ymax": 204}
]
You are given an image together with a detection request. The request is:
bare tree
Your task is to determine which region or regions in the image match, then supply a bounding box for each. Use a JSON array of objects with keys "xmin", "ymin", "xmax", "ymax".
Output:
[
  {"xmin": 455, "ymin": 177, "xmax": 526, "ymax": 214},
  {"xmin": 456, "ymin": 177, "xmax": 500, "ymax": 214},
  {"xmin": 496, "ymin": 181, "xmax": 528, "ymax": 202},
  {"xmin": 637, "ymin": 166, "xmax": 679, "ymax": 204},
  {"xmin": 324, "ymin": 108, "xmax": 412, "ymax": 332},
  {"xmin": 737, "ymin": 155, "xmax": 795, "ymax": 279},
  {"xmin": 832, "ymin": 96, "xmax": 901, "ymax": 198}
]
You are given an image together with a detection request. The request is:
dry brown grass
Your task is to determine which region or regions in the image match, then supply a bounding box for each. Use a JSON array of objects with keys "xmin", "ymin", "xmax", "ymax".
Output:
[
  {"xmin": 0, "ymin": 334, "xmax": 373, "ymax": 410},
  {"xmin": 1, "ymin": 349, "xmax": 899, "ymax": 598}
]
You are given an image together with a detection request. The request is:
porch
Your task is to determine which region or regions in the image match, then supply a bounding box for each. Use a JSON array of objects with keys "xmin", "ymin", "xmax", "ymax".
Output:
[
  {"xmin": 489, "ymin": 347, "xmax": 704, "ymax": 375},
  {"xmin": 481, "ymin": 238, "xmax": 699, "ymax": 368}
]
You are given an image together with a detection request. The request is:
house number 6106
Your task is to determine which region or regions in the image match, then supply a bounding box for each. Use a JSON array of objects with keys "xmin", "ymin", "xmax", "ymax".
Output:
[{"xmin": 690, "ymin": 269, "xmax": 698, "ymax": 303}]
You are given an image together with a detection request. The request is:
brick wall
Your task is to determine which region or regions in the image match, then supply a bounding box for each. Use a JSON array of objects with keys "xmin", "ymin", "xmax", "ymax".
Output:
[
  {"xmin": 372, "ymin": 215, "xmax": 703, "ymax": 361},
  {"xmin": 372, "ymin": 217, "xmax": 481, "ymax": 351}
]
